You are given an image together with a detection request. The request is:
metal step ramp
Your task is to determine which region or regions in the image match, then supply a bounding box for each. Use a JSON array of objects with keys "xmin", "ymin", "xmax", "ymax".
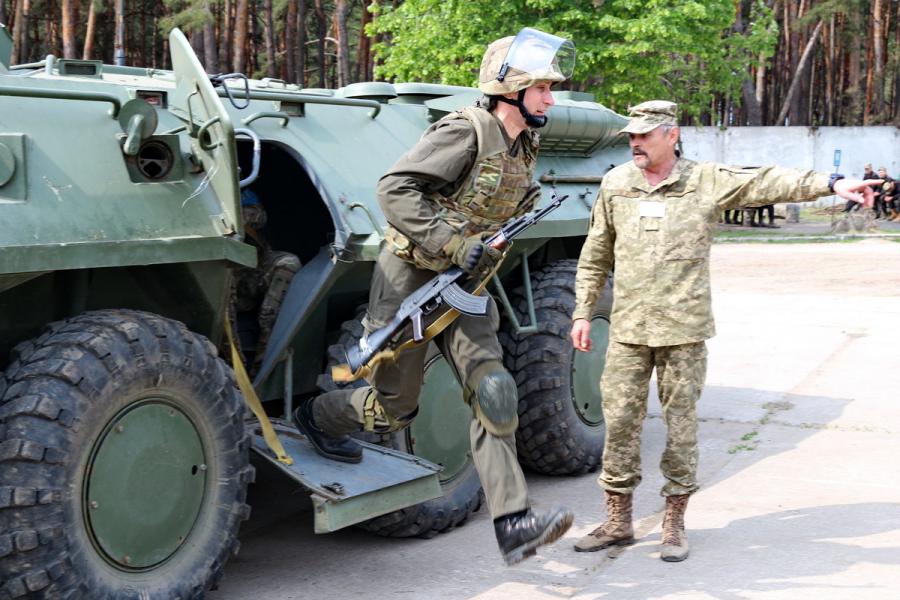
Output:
[{"xmin": 250, "ymin": 421, "xmax": 442, "ymax": 533}]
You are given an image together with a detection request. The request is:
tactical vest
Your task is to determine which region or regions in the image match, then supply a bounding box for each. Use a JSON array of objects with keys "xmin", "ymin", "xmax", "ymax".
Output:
[{"xmin": 385, "ymin": 106, "xmax": 538, "ymax": 271}]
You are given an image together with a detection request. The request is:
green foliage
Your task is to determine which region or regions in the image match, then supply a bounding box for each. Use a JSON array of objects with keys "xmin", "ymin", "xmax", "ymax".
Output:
[
  {"xmin": 370, "ymin": 0, "xmax": 778, "ymax": 120},
  {"xmin": 160, "ymin": 0, "xmax": 215, "ymax": 34}
]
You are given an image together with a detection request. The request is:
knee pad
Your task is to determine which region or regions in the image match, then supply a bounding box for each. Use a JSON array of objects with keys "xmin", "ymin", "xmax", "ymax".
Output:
[{"xmin": 468, "ymin": 362, "xmax": 519, "ymax": 437}]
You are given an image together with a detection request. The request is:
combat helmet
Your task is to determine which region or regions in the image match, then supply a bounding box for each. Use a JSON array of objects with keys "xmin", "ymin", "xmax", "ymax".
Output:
[{"xmin": 478, "ymin": 28, "xmax": 575, "ymax": 127}]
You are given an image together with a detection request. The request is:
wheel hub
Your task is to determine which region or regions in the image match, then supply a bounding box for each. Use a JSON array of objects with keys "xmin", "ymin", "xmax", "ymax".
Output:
[
  {"xmin": 571, "ymin": 316, "xmax": 610, "ymax": 426},
  {"xmin": 408, "ymin": 356, "xmax": 472, "ymax": 482},
  {"xmin": 85, "ymin": 400, "xmax": 207, "ymax": 570}
]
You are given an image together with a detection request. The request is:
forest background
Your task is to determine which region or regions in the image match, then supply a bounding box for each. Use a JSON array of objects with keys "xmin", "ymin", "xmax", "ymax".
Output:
[{"xmin": 1, "ymin": 0, "xmax": 897, "ymax": 126}]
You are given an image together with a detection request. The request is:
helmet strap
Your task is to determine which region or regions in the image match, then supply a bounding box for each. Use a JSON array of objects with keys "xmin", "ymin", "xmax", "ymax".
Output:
[{"xmin": 496, "ymin": 89, "xmax": 547, "ymax": 128}]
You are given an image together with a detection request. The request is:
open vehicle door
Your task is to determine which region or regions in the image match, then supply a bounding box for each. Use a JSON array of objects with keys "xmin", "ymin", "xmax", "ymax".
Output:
[{"xmin": 168, "ymin": 28, "xmax": 241, "ymax": 234}]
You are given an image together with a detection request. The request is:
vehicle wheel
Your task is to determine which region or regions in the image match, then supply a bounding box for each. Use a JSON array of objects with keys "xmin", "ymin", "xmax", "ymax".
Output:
[
  {"xmin": 318, "ymin": 310, "xmax": 483, "ymax": 538},
  {"xmin": 0, "ymin": 309, "xmax": 253, "ymax": 599},
  {"xmin": 500, "ymin": 258, "xmax": 613, "ymax": 475}
]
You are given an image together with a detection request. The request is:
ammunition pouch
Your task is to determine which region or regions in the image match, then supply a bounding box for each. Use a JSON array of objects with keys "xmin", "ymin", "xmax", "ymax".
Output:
[{"xmin": 361, "ymin": 390, "xmax": 417, "ymax": 433}]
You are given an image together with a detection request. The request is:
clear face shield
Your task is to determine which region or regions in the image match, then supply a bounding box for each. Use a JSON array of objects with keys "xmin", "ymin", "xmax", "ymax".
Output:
[{"xmin": 496, "ymin": 27, "xmax": 576, "ymax": 83}]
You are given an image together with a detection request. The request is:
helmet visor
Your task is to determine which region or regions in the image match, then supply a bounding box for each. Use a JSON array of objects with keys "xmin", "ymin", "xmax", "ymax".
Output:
[{"xmin": 499, "ymin": 28, "xmax": 575, "ymax": 82}]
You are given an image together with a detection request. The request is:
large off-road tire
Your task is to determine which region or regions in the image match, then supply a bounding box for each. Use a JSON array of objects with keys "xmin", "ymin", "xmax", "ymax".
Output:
[
  {"xmin": 317, "ymin": 310, "xmax": 484, "ymax": 538},
  {"xmin": 500, "ymin": 259, "xmax": 613, "ymax": 475},
  {"xmin": 0, "ymin": 309, "xmax": 253, "ymax": 600}
]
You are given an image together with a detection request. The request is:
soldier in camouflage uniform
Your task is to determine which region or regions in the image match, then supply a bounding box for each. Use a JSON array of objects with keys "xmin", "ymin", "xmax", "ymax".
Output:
[
  {"xmin": 570, "ymin": 100, "xmax": 880, "ymax": 562},
  {"xmin": 292, "ymin": 28, "xmax": 576, "ymax": 565},
  {"xmin": 232, "ymin": 189, "xmax": 301, "ymax": 375}
]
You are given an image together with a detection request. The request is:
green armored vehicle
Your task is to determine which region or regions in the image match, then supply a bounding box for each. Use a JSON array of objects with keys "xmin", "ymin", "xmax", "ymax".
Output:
[{"xmin": 0, "ymin": 25, "xmax": 627, "ymax": 598}]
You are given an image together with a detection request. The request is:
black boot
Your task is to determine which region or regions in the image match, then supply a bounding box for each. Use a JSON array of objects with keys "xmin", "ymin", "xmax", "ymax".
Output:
[
  {"xmin": 292, "ymin": 400, "xmax": 362, "ymax": 463},
  {"xmin": 494, "ymin": 506, "xmax": 574, "ymax": 565}
]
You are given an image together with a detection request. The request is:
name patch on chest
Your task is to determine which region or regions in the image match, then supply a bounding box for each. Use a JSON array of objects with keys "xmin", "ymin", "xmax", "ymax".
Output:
[{"xmin": 639, "ymin": 201, "xmax": 666, "ymax": 218}]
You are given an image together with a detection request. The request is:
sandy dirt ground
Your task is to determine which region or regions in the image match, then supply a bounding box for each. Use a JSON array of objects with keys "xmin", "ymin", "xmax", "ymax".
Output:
[{"xmin": 710, "ymin": 239, "xmax": 900, "ymax": 297}]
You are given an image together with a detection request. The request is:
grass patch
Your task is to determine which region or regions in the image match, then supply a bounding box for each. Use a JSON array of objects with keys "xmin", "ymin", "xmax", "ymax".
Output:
[{"xmin": 715, "ymin": 235, "xmax": 863, "ymax": 244}]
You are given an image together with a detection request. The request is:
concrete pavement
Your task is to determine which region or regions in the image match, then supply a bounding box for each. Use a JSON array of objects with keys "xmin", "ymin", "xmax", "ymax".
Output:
[{"xmin": 215, "ymin": 240, "xmax": 900, "ymax": 600}]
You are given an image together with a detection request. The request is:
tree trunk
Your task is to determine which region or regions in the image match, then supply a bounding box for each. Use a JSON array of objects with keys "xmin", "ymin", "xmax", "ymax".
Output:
[
  {"xmin": 10, "ymin": 0, "xmax": 21, "ymax": 63},
  {"xmin": 755, "ymin": 50, "xmax": 767, "ymax": 122},
  {"xmin": 788, "ymin": 0, "xmax": 808, "ymax": 125},
  {"xmin": 233, "ymin": 0, "xmax": 248, "ymax": 73},
  {"xmin": 313, "ymin": 0, "xmax": 326, "ymax": 86},
  {"xmin": 872, "ymin": 0, "xmax": 885, "ymax": 118},
  {"xmin": 113, "ymin": 0, "xmax": 124, "ymax": 65},
  {"xmin": 285, "ymin": 0, "xmax": 297, "ymax": 81},
  {"xmin": 864, "ymin": 8, "xmax": 875, "ymax": 124},
  {"xmin": 777, "ymin": 20, "xmax": 823, "ymax": 125},
  {"xmin": 733, "ymin": 0, "xmax": 762, "ymax": 125},
  {"xmin": 249, "ymin": 0, "xmax": 258, "ymax": 75},
  {"xmin": 355, "ymin": 0, "xmax": 373, "ymax": 81},
  {"xmin": 824, "ymin": 15, "xmax": 834, "ymax": 124},
  {"xmin": 11, "ymin": 0, "xmax": 30, "ymax": 64},
  {"xmin": 895, "ymin": 1, "xmax": 900, "ymax": 121},
  {"xmin": 82, "ymin": 0, "xmax": 97, "ymax": 60},
  {"xmin": 263, "ymin": 0, "xmax": 276, "ymax": 77},
  {"xmin": 741, "ymin": 77, "xmax": 762, "ymax": 125},
  {"xmin": 202, "ymin": 1, "xmax": 217, "ymax": 73},
  {"xmin": 190, "ymin": 29, "xmax": 204, "ymax": 65},
  {"xmin": 221, "ymin": 0, "xmax": 233, "ymax": 72},
  {"xmin": 296, "ymin": 0, "xmax": 306, "ymax": 85},
  {"xmin": 153, "ymin": 4, "xmax": 160, "ymax": 68},
  {"xmin": 334, "ymin": 0, "xmax": 350, "ymax": 86}
]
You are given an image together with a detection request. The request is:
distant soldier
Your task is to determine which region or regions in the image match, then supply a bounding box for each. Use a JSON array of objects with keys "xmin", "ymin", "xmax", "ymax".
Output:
[
  {"xmin": 873, "ymin": 167, "xmax": 895, "ymax": 220},
  {"xmin": 843, "ymin": 163, "xmax": 878, "ymax": 213},
  {"xmin": 570, "ymin": 100, "xmax": 879, "ymax": 562},
  {"xmin": 292, "ymin": 28, "xmax": 577, "ymax": 565},
  {"xmin": 232, "ymin": 189, "xmax": 301, "ymax": 375}
]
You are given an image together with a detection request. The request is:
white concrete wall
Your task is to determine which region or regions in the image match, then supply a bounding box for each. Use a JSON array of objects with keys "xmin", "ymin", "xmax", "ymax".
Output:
[{"xmin": 680, "ymin": 126, "xmax": 899, "ymax": 205}]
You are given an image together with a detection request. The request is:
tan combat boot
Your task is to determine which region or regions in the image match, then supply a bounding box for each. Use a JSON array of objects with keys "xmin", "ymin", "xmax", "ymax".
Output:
[
  {"xmin": 573, "ymin": 491, "xmax": 635, "ymax": 552},
  {"xmin": 660, "ymin": 494, "xmax": 690, "ymax": 562}
]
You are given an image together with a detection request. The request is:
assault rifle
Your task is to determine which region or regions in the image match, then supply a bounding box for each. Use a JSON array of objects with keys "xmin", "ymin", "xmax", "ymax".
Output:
[{"xmin": 332, "ymin": 192, "xmax": 569, "ymax": 382}]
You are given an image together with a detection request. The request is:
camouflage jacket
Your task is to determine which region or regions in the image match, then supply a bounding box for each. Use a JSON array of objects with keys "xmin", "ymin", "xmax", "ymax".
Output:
[
  {"xmin": 573, "ymin": 158, "xmax": 831, "ymax": 346},
  {"xmin": 377, "ymin": 105, "xmax": 541, "ymax": 271}
]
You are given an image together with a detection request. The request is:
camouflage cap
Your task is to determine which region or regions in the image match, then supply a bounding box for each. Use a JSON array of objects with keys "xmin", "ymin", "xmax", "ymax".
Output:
[{"xmin": 619, "ymin": 100, "xmax": 678, "ymax": 134}]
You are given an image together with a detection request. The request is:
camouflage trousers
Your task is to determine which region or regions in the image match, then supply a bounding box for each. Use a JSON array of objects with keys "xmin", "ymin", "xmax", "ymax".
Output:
[
  {"xmin": 314, "ymin": 249, "xmax": 528, "ymax": 518},
  {"xmin": 232, "ymin": 250, "xmax": 301, "ymax": 374},
  {"xmin": 599, "ymin": 340, "xmax": 708, "ymax": 497}
]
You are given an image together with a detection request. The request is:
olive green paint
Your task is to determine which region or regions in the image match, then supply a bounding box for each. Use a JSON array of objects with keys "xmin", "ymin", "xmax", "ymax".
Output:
[
  {"xmin": 0, "ymin": 141, "xmax": 15, "ymax": 186},
  {"xmin": 409, "ymin": 355, "xmax": 472, "ymax": 482},
  {"xmin": 0, "ymin": 134, "xmax": 25, "ymax": 201},
  {"xmin": 572, "ymin": 316, "xmax": 610, "ymax": 426},
  {"xmin": 1, "ymin": 25, "xmax": 625, "ymax": 542},
  {"xmin": 311, "ymin": 474, "xmax": 442, "ymax": 534},
  {"xmin": 85, "ymin": 401, "xmax": 207, "ymax": 570},
  {"xmin": 0, "ymin": 24, "xmax": 11, "ymax": 72}
]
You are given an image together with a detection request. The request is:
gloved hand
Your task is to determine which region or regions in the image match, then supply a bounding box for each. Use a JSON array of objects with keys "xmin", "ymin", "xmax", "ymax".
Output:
[{"xmin": 444, "ymin": 233, "xmax": 502, "ymax": 276}]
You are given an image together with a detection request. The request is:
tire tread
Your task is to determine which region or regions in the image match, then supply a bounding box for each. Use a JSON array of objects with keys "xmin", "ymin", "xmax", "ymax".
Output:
[{"xmin": 0, "ymin": 309, "xmax": 251, "ymax": 599}]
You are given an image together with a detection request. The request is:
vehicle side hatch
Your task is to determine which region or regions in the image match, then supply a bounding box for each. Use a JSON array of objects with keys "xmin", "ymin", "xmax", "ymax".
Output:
[{"xmin": 168, "ymin": 28, "xmax": 240, "ymax": 235}]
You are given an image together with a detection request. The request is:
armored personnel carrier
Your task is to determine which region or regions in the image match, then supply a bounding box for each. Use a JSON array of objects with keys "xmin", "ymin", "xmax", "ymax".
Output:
[{"xmin": 0, "ymin": 26, "xmax": 627, "ymax": 598}]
